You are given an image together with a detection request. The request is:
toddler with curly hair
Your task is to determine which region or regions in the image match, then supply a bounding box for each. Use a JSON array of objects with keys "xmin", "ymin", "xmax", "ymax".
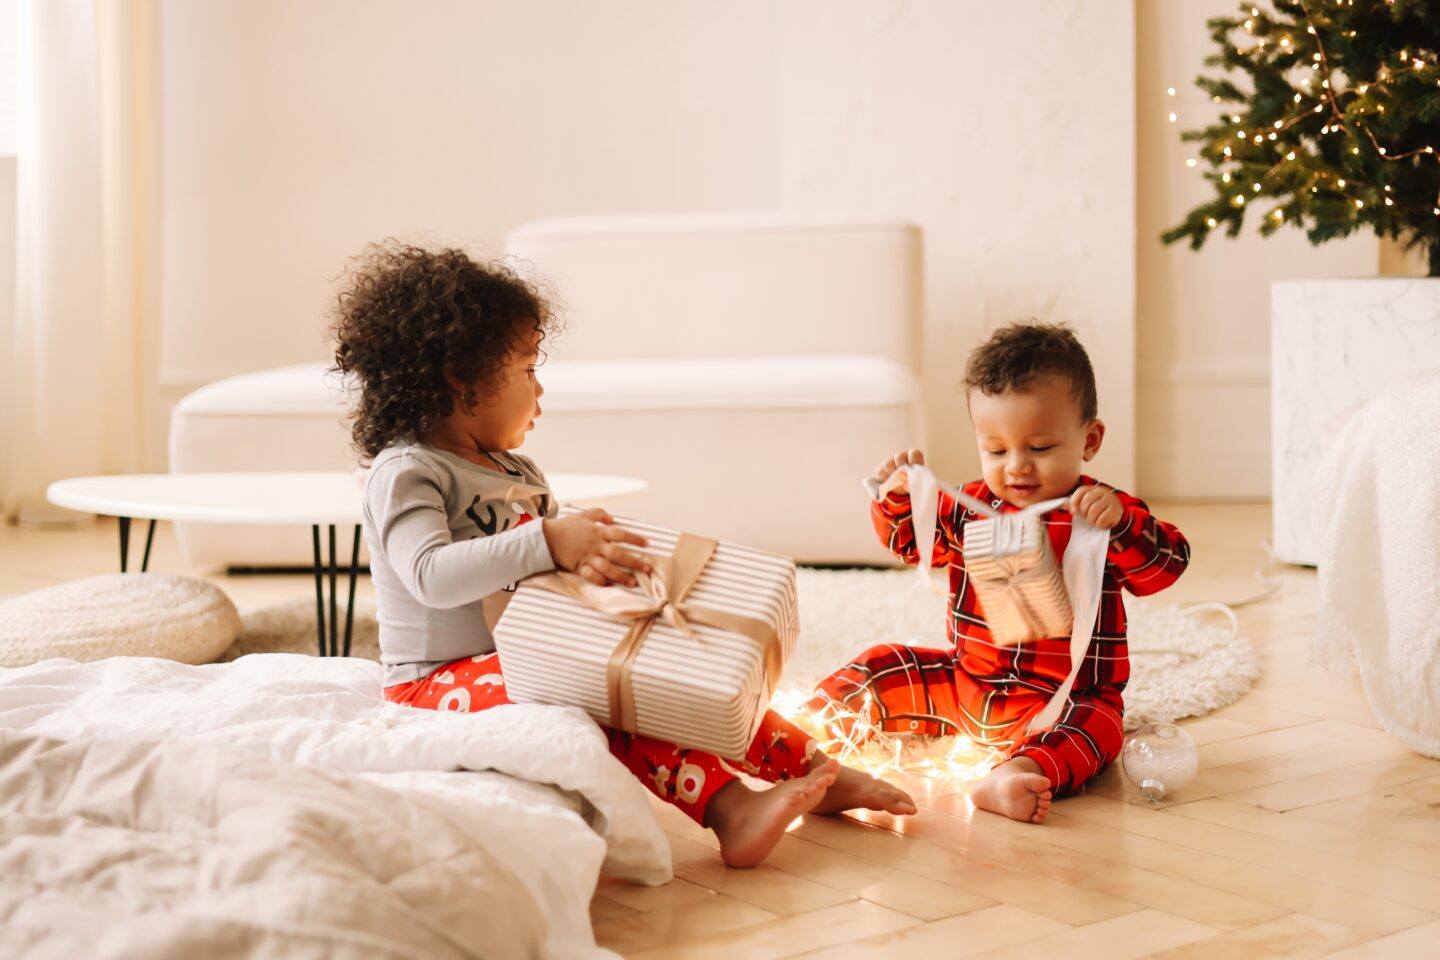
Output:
[{"xmin": 332, "ymin": 241, "xmax": 914, "ymax": 868}]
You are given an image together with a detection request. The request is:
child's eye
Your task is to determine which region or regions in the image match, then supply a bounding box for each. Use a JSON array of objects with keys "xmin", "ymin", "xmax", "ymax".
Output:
[
  {"xmin": 1030, "ymin": 445, "xmax": 1055, "ymax": 453},
  {"xmin": 985, "ymin": 449, "xmax": 1005, "ymax": 457}
]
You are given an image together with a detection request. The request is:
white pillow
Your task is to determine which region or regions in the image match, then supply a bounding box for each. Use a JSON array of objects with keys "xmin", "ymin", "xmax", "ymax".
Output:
[{"xmin": 0, "ymin": 573, "xmax": 241, "ymax": 668}]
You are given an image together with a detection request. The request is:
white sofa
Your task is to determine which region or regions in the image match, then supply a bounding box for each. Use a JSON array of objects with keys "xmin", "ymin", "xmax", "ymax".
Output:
[{"xmin": 170, "ymin": 214, "xmax": 923, "ymax": 568}]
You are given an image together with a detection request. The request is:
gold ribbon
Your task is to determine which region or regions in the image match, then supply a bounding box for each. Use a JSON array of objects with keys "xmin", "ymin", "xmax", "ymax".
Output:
[{"xmin": 526, "ymin": 532, "xmax": 782, "ymax": 734}]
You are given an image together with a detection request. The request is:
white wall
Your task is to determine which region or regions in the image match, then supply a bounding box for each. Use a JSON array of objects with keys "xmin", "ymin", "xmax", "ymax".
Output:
[
  {"xmin": 1136, "ymin": 0, "xmax": 1377, "ymax": 500},
  {"xmin": 158, "ymin": 0, "xmax": 778, "ymax": 391},
  {"xmin": 776, "ymin": 1, "xmax": 1136, "ymax": 488},
  {"xmin": 156, "ymin": 0, "xmax": 1139, "ymax": 491}
]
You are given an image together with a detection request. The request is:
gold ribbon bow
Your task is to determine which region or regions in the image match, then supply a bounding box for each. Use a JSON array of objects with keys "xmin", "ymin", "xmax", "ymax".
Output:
[{"xmin": 527, "ymin": 532, "xmax": 782, "ymax": 735}]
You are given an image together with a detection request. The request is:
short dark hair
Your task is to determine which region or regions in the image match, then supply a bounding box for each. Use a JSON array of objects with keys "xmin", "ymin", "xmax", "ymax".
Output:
[
  {"xmin": 963, "ymin": 321, "xmax": 1098, "ymax": 421},
  {"xmin": 330, "ymin": 241, "xmax": 559, "ymax": 460}
]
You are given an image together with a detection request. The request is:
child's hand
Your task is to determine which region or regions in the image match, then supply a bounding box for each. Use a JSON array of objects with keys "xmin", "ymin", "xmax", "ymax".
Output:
[
  {"xmin": 1069, "ymin": 484, "xmax": 1124, "ymax": 530},
  {"xmin": 873, "ymin": 449, "xmax": 926, "ymax": 495},
  {"xmin": 543, "ymin": 509, "xmax": 652, "ymax": 587}
]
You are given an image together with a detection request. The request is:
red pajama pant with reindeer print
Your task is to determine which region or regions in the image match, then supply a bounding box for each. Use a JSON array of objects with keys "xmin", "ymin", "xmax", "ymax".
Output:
[
  {"xmin": 385, "ymin": 652, "xmax": 820, "ymax": 824},
  {"xmin": 810, "ymin": 477, "xmax": 1190, "ymax": 795}
]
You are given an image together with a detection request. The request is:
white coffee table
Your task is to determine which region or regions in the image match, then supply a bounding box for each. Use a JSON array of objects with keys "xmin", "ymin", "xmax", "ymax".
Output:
[{"xmin": 47, "ymin": 471, "xmax": 647, "ymax": 657}]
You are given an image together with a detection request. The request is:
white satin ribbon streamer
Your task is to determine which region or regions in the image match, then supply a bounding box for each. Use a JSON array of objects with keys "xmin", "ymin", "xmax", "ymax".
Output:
[{"xmin": 864, "ymin": 464, "xmax": 1109, "ymax": 735}]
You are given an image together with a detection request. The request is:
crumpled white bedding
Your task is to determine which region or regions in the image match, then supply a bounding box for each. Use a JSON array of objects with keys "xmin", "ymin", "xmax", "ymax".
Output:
[
  {"xmin": 1313, "ymin": 376, "xmax": 1440, "ymax": 758},
  {"xmin": 0, "ymin": 654, "xmax": 671, "ymax": 959}
]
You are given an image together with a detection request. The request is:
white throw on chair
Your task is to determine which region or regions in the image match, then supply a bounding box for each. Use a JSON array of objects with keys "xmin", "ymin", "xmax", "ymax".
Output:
[{"xmin": 168, "ymin": 214, "xmax": 923, "ymax": 567}]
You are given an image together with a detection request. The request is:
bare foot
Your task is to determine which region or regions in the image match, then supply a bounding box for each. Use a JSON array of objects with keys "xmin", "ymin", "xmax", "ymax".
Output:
[
  {"xmin": 811, "ymin": 763, "xmax": 917, "ymax": 816},
  {"xmin": 707, "ymin": 758, "xmax": 840, "ymax": 868},
  {"xmin": 969, "ymin": 759, "xmax": 1053, "ymax": 824}
]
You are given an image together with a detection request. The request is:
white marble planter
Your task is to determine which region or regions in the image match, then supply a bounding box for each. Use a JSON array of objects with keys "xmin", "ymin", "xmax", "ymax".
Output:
[{"xmin": 1272, "ymin": 279, "xmax": 1440, "ymax": 565}]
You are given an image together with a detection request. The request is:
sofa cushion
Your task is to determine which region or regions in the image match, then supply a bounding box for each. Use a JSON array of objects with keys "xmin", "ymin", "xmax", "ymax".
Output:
[{"xmin": 171, "ymin": 355, "xmax": 918, "ymax": 418}]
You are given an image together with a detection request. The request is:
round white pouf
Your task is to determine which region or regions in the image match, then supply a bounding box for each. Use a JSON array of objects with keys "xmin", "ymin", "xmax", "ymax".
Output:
[{"xmin": 0, "ymin": 573, "xmax": 242, "ymax": 668}]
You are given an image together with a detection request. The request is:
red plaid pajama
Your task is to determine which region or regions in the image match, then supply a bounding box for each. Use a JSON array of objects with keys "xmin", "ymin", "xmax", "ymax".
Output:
[
  {"xmin": 386, "ymin": 652, "xmax": 820, "ymax": 824},
  {"xmin": 811, "ymin": 477, "xmax": 1189, "ymax": 795}
]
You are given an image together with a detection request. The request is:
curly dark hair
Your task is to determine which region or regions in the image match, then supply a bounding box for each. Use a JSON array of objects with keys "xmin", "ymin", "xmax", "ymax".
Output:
[
  {"xmin": 330, "ymin": 241, "xmax": 558, "ymax": 460},
  {"xmin": 963, "ymin": 321, "xmax": 1098, "ymax": 421}
]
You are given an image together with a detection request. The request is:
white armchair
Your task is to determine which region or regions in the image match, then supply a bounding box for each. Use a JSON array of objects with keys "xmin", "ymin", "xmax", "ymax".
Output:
[
  {"xmin": 169, "ymin": 214, "xmax": 923, "ymax": 567},
  {"xmin": 503, "ymin": 214, "xmax": 923, "ymax": 563}
]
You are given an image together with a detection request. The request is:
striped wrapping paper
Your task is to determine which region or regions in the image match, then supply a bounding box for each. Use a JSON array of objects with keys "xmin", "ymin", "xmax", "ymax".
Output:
[
  {"xmin": 493, "ymin": 515, "xmax": 799, "ymax": 758},
  {"xmin": 962, "ymin": 513, "xmax": 1072, "ymax": 645}
]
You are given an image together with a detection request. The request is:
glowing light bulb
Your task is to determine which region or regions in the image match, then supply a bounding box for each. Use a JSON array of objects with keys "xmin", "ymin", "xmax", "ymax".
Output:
[
  {"xmin": 1167, "ymin": 86, "xmax": 1176, "ymax": 96},
  {"xmin": 1205, "ymin": 217, "xmax": 1218, "ymax": 227},
  {"xmin": 1169, "ymin": 112, "xmax": 1178, "ymax": 123},
  {"xmin": 1186, "ymin": 158, "xmax": 1198, "ymax": 167}
]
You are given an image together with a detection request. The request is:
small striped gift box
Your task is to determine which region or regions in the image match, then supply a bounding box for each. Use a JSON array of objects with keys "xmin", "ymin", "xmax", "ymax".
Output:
[
  {"xmin": 962, "ymin": 513, "xmax": 1072, "ymax": 645},
  {"xmin": 493, "ymin": 514, "xmax": 799, "ymax": 758}
]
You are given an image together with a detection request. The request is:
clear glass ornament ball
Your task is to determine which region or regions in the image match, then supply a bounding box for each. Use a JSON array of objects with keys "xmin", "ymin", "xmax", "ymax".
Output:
[{"xmin": 1120, "ymin": 721, "xmax": 1199, "ymax": 805}]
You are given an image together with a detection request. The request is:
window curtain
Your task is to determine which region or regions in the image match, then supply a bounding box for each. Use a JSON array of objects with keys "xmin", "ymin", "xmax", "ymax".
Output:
[{"xmin": 2, "ymin": 0, "xmax": 158, "ymax": 524}]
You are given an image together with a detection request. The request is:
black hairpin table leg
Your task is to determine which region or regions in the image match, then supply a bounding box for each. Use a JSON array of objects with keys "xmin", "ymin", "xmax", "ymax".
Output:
[
  {"xmin": 312, "ymin": 525, "xmax": 327, "ymax": 656},
  {"xmin": 118, "ymin": 517, "xmax": 157, "ymax": 573},
  {"xmin": 344, "ymin": 525, "xmax": 360, "ymax": 657},
  {"xmin": 311, "ymin": 524, "xmax": 362, "ymax": 657}
]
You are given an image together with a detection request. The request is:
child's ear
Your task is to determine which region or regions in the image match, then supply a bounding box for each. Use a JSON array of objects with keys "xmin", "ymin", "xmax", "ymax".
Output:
[
  {"xmin": 1082, "ymin": 419, "xmax": 1105, "ymax": 462},
  {"xmin": 445, "ymin": 370, "xmax": 477, "ymax": 409}
]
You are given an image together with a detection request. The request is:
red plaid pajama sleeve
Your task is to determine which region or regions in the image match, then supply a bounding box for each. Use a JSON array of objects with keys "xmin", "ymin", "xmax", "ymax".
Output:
[{"xmin": 816, "ymin": 477, "xmax": 1190, "ymax": 795}]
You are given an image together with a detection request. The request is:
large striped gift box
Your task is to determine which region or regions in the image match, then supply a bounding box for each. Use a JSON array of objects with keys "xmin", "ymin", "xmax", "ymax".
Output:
[{"xmin": 492, "ymin": 514, "xmax": 799, "ymax": 758}]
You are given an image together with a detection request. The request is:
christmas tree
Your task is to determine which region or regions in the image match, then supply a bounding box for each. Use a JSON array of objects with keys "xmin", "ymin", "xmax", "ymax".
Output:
[{"xmin": 1164, "ymin": 0, "xmax": 1440, "ymax": 275}]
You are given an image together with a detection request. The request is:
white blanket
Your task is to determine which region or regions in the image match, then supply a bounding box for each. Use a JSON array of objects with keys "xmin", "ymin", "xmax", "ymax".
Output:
[
  {"xmin": 1313, "ymin": 376, "xmax": 1440, "ymax": 757},
  {"xmin": 0, "ymin": 654, "xmax": 671, "ymax": 959}
]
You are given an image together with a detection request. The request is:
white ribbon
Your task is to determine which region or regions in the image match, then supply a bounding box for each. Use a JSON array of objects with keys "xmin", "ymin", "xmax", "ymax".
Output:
[{"xmin": 865, "ymin": 465, "xmax": 1109, "ymax": 735}]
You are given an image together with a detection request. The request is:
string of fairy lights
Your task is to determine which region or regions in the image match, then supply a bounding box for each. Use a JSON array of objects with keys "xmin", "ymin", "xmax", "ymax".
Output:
[{"xmin": 1169, "ymin": 0, "xmax": 1440, "ymax": 233}]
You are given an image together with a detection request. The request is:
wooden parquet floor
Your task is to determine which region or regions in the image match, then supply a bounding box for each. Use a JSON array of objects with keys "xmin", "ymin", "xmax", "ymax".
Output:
[{"xmin": 4, "ymin": 503, "xmax": 1436, "ymax": 959}]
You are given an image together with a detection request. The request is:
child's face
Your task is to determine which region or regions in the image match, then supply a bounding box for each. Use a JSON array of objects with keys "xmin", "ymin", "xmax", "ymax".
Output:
[
  {"xmin": 968, "ymin": 375, "xmax": 1103, "ymax": 507},
  {"xmin": 454, "ymin": 327, "xmax": 545, "ymax": 452}
]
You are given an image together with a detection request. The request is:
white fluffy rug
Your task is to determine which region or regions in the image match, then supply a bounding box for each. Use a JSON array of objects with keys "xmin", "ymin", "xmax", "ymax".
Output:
[{"xmin": 225, "ymin": 569, "xmax": 1259, "ymax": 733}]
